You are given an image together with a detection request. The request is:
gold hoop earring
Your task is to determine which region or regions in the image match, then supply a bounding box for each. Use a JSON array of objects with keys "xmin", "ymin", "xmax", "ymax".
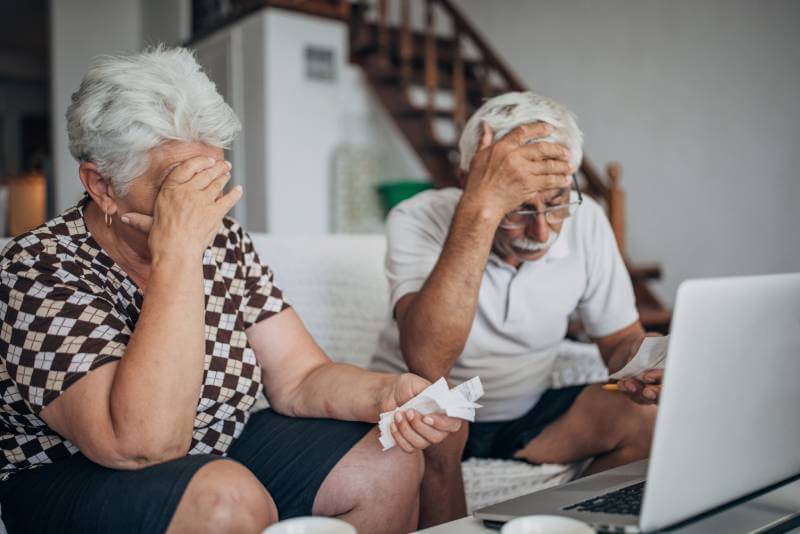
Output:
[{"xmin": 104, "ymin": 212, "xmax": 112, "ymax": 227}]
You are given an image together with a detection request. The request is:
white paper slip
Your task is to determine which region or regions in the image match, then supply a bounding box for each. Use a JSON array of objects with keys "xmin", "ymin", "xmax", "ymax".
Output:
[
  {"xmin": 609, "ymin": 335, "xmax": 669, "ymax": 380},
  {"xmin": 378, "ymin": 376, "xmax": 484, "ymax": 451}
]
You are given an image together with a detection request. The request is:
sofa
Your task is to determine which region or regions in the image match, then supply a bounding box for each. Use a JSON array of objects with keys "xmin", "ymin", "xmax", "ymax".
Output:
[{"xmin": 0, "ymin": 232, "xmax": 610, "ymax": 528}]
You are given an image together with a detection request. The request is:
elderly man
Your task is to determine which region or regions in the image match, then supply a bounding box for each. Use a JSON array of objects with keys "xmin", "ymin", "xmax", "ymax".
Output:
[{"xmin": 371, "ymin": 92, "xmax": 662, "ymax": 527}]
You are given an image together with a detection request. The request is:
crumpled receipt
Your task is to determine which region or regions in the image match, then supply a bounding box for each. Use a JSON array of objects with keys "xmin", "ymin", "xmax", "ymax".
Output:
[
  {"xmin": 609, "ymin": 335, "xmax": 669, "ymax": 380},
  {"xmin": 378, "ymin": 377, "xmax": 484, "ymax": 451}
]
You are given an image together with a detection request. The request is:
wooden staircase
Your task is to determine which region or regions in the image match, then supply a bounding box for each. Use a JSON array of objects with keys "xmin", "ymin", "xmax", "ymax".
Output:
[{"xmin": 191, "ymin": 0, "xmax": 672, "ymax": 333}]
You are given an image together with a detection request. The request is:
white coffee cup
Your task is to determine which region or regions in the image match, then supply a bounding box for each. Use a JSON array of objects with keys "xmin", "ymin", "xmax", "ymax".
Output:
[
  {"xmin": 262, "ymin": 517, "xmax": 357, "ymax": 534},
  {"xmin": 501, "ymin": 515, "xmax": 595, "ymax": 534}
]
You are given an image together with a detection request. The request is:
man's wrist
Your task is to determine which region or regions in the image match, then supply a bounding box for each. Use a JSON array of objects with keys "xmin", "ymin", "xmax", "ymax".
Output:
[{"xmin": 456, "ymin": 191, "xmax": 505, "ymax": 228}]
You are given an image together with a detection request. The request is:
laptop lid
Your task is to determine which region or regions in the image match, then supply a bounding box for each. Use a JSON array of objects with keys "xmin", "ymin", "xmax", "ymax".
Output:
[{"xmin": 641, "ymin": 273, "xmax": 800, "ymax": 532}]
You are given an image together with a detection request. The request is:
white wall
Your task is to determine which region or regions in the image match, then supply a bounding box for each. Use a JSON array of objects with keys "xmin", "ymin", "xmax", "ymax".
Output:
[
  {"xmin": 454, "ymin": 0, "xmax": 800, "ymax": 303},
  {"xmin": 194, "ymin": 9, "xmax": 426, "ymax": 234},
  {"xmin": 262, "ymin": 9, "xmax": 425, "ymax": 234},
  {"xmin": 50, "ymin": 0, "xmax": 142, "ymax": 212}
]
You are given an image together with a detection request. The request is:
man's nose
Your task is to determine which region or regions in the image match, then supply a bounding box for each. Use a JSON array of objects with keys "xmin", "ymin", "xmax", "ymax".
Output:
[{"xmin": 526, "ymin": 213, "xmax": 549, "ymax": 243}]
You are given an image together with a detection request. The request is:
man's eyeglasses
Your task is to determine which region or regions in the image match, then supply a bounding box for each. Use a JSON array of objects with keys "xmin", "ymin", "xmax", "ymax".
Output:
[{"xmin": 499, "ymin": 175, "xmax": 583, "ymax": 229}]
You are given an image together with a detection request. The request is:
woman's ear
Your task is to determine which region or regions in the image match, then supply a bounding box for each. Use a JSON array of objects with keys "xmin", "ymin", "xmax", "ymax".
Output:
[{"xmin": 78, "ymin": 162, "xmax": 119, "ymax": 215}]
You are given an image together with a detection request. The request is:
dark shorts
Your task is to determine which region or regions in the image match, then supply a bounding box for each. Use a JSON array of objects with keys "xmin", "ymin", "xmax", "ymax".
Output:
[
  {"xmin": 0, "ymin": 409, "xmax": 373, "ymax": 534},
  {"xmin": 463, "ymin": 385, "xmax": 586, "ymax": 460}
]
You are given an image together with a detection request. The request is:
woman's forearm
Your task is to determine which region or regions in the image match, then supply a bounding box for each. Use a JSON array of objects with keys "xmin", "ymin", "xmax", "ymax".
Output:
[
  {"xmin": 275, "ymin": 362, "xmax": 395, "ymax": 423},
  {"xmin": 108, "ymin": 252, "xmax": 206, "ymax": 462}
]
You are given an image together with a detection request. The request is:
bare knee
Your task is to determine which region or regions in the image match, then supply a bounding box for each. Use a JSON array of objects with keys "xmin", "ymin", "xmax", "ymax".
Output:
[
  {"xmin": 615, "ymin": 401, "xmax": 657, "ymax": 455},
  {"xmin": 168, "ymin": 459, "xmax": 277, "ymax": 534}
]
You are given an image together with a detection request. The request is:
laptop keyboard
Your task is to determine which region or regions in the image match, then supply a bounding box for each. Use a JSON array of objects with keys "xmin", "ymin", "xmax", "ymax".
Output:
[{"xmin": 563, "ymin": 481, "xmax": 645, "ymax": 516}]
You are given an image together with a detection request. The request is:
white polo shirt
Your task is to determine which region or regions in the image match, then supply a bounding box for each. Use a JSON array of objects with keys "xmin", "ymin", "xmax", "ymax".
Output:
[{"xmin": 370, "ymin": 188, "xmax": 639, "ymax": 422}]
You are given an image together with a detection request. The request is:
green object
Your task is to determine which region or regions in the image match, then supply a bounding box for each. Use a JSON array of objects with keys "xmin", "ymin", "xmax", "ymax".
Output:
[{"xmin": 377, "ymin": 181, "xmax": 434, "ymax": 216}]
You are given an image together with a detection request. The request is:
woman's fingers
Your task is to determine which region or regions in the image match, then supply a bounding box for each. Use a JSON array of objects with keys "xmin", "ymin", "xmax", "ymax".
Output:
[
  {"xmin": 205, "ymin": 170, "xmax": 233, "ymax": 199},
  {"xmin": 189, "ymin": 160, "xmax": 231, "ymax": 190},
  {"xmin": 394, "ymin": 411, "xmax": 432, "ymax": 450},
  {"xmin": 423, "ymin": 413, "xmax": 463, "ymax": 433},
  {"xmin": 214, "ymin": 185, "xmax": 243, "ymax": 216},
  {"xmin": 164, "ymin": 155, "xmax": 218, "ymax": 185},
  {"xmin": 390, "ymin": 421, "xmax": 416, "ymax": 453},
  {"xmin": 406, "ymin": 411, "xmax": 450, "ymax": 444},
  {"xmin": 120, "ymin": 212, "xmax": 154, "ymax": 233}
]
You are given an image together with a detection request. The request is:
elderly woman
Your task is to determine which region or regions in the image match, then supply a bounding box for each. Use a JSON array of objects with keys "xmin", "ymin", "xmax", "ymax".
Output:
[{"xmin": 0, "ymin": 47, "xmax": 461, "ymax": 534}]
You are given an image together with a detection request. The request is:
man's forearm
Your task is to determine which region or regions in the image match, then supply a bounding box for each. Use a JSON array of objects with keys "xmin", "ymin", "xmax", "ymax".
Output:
[
  {"xmin": 598, "ymin": 322, "xmax": 647, "ymax": 374},
  {"xmin": 400, "ymin": 195, "xmax": 501, "ymax": 381},
  {"xmin": 109, "ymin": 253, "xmax": 206, "ymax": 459}
]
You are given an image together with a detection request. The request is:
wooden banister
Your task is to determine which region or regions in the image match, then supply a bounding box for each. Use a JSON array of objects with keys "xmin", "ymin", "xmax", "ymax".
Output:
[
  {"xmin": 607, "ymin": 162, "xmax": 625, "ymax": 254},
  {"xmin": 400, "ymin": 0, "xmax": 412, "ymax": 84},
  {"xmin": 434, "ymin": 0, "xmax": 526, "ymax": 92},
  {"xmin": 452, "ymin": 24, "xmax": 466, "ymax": 129},
  {"xmin": 378, "ymin": 0, "xmax": 390, "ymax": 69},
  {"xmin": 579, "ymin": 158, "xmax": 610, "ymax": 199},
  {"xmin": 424, "ymin": 0, "xmax": 438, "ymax": 115}
]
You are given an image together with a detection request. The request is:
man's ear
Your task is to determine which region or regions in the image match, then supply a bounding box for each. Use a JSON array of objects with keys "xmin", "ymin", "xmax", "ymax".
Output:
[{"xmin": 78, "ymin": 162, "xmax": 119, "ymax": 215}]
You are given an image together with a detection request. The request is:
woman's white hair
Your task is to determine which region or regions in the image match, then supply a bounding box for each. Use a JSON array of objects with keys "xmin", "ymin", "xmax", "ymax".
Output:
[
  {"xmin": 66, "ymin": 45, "xmax": 241, "ymax": 195},
  {"xmin": 458, "ymin": 91, "xmax": 583, "ymax": 173}
]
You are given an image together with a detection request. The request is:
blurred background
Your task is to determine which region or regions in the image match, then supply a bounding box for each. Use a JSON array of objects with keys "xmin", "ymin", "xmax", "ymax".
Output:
[{"xmin": 1, "ymin": 0, "xmax": 798, "ymax": 322}]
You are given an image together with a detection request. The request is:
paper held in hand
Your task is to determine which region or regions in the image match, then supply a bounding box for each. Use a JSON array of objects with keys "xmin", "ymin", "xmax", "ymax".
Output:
[
  {"xmin": 378, "ymin": 377, "xmax": 484, "ymax": 451},
  {"xmin": 609, "ymin": 335, "xmax": 670, "ymax": 380}
]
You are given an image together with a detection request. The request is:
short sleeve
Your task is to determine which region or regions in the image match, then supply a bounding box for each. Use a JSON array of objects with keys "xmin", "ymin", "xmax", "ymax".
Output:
[
  {"xmin": 576, "ymin": 201, "xmax": 639, "ymax": 337},
  {"xmin": 0, "ymin": 261, "xmax": 130, "ymax": 414},
  {"xmin": 239, "ymin": 230, "xmax": 290, "ymax": 328},
  {"xmin": 384, "ymin": 190, "xmax": 457, "ymax": 312}
]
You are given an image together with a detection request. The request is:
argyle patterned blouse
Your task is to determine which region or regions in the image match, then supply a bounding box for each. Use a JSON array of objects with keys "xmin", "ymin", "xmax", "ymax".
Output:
[{"xmin": 0, "ymin": 200, "xmax": 289, "ymax": 480}]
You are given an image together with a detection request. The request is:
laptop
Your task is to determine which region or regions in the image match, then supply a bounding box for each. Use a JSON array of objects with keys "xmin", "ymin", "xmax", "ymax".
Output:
[{"xmin": 474, "ymin": 273, "xmax": 800, "ymax": 532}]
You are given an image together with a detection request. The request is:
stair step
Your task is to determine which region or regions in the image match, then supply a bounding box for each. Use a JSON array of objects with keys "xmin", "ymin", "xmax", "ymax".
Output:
[
  {"xmin": 629, "ymin": 263, "xmax": 662, "ymax": 281},
  {"xmin": 352, "ymin": 24, "xmax": 469, "ymax": 64},
  {"xmin": 400, "ymin": 107, "xmax": 458, "ymax": 119}
]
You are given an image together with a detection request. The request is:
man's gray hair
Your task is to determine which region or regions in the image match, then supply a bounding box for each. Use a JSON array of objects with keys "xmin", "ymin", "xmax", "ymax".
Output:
[
  {"xmin": 66, "ymin": 46, "xmax": 241, "ymax": 195},
  {"xmin": 458, "ymin": 91, "xmax": 583, "ymax": 173}
]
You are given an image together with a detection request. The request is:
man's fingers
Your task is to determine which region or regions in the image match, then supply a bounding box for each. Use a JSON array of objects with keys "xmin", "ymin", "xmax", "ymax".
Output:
[
  {"xmin": 164, "ymin": 155, "xmax": 218, "ymax": 185},
  {"xmin": 642, "ymin": 369, "xmax": 664, "ymax": 384},
  {"xmin": 515, "ymin": 142, "xmax": 570, "ymax": 162},
  {"xmin": 520, "ymin": 174, "xmax": 572, "ymax": 195},
  {"xmin": 642, "ymin": 386, "xmax": 660, "ymax": 402},
  {"xmin": 500, "ymin": 122, "xmax": 553, "ymax": 148},
  {"xmin": 120, "ymin": 212, "xmax": 154, "ymax": 233},
  {"xmin": 523, "ymin": 158, "xmax": 573, "ymax": 176},
  {"xmin": 215, "ymin": 185, "xmax": 243, "ymax": 215},
  {"xmin": 479, "ymin": 121, "xmax": 494, "ymax": 150}
]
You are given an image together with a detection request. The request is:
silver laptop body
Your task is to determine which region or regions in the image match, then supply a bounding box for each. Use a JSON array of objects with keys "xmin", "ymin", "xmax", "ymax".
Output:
[{"xmin": 474, "ymin": 273, "xmax": 800, "ymax": 532}]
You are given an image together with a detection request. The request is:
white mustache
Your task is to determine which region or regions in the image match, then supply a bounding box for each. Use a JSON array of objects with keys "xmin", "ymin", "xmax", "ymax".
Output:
[{"xmin": 511, "ymin": 232, "xmax": 558, "ymax": 252}]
